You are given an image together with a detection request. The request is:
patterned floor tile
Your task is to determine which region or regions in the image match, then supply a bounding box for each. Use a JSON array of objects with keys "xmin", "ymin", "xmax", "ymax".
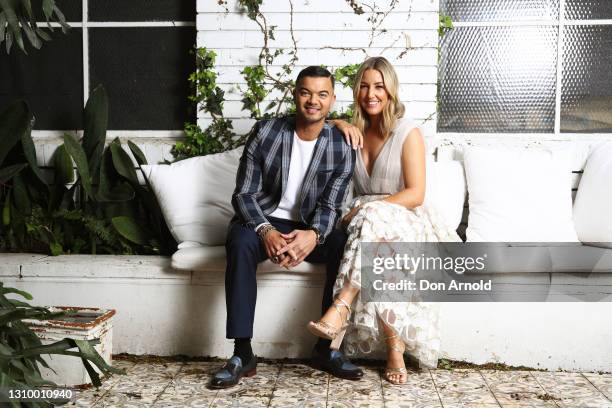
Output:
[
  {"xmin": 555, "ymin": 397, "xmax": 612, "ymax": 408},
  {"xmin": 152, "ymin": 392, "xmax": 215, "ymax": 407},
  {"xmin": 93, "ymin": 389, "xmax": 157, "ymax": 407},
  {"xmin": 430, "ymin": 370, "xmax": 498, "ymax": 405},
  {"xmin": 583, "ymin": 373, "xmax": 612, "ymax": 400},
  {"xmin": 480, "ymin": 370, "xmax": 546, "ymax": 394},
  {"xmin": 81, "ymin": 359, "xmax": 612, "ymax": 408},
  {"xmin": 163, "ymin": 362, "xmax": 219, "ymax": 395},
  {"xmin": 106, "ymin": 373, "xmax": 172, "ymax": 396},
  {"xmin": 383, "ymin": 400, "xmax": 443, "ymax": 408},
  {"xmin": 268, "ymin": 397, "xmax": 327, "ymax": 407},
  {"xmin": 493, "ymin": 391, "xmax": 558, "ymax": 407},
  {"xmin": 327, "ymin": 385, "xmax": 383, "ymax": 400},
  {"xmin": 327, "ymin": 398, "xmax": 384, "ymax": 407},
  {"xmin": 532, "ymin": 372, "xmax": 604, "ymax": 398},
  {"xmin": 276, "ymin": 363, "xmax": 328, "ymax": 387},
  {"xmin": 271, "ymin": 380, "xmax": 328, "ymax": 400},
  {"xmin": 67, "ymin": 388, "xmax": 107, "ymax": 407},
  {"xmin": 210, "ymin": 395, "xmax": 270, "ymax": 407},
  {"xmin": 382, "ymin": 369, "xmax": 439, "ymax": 402}
]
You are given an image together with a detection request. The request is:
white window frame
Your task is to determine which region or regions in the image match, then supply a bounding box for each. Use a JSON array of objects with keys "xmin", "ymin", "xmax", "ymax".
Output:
[
  {"xmin": 439, "ymin": 0, "xmax": 612, "ymax": 141},
  {"xmin": 32, "ymin": 0, "xmax": 196, "ymax": 139}
]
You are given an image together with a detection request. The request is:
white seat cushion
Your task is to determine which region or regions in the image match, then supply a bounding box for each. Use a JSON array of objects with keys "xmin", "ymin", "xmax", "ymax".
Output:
[
  {"xmin": 463, "ymin": 146, "xmax": 579, "ymax": 242},
  {"xmin": 424, "ymin": 159, "xmax": 466, "ymax": 231},
  {"xmin": 171, "ymin": 246, "xmax": 325, "ymax": 274},
  {"xmin": 142, "ymin": 148, "xmax": 243, "ymax": 247},
  {"xmin": 573, "ymin": 141, "xmax": 612, "ymax": 248}
]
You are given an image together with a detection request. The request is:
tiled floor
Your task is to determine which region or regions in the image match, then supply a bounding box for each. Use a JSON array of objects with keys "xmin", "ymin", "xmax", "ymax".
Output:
[{"xmin": 69, "ymin": 358, "xmax": 612, "ymax": 407}]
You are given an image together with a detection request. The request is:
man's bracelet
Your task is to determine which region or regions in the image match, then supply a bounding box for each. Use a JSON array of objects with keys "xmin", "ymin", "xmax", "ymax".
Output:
[
  {"xmin": 308, "ymin": 227, "xmax": 322, "ymax": 245},
  {"xmin": 257, "ymin": 224, "xmax": 276, "ymax": 240}
]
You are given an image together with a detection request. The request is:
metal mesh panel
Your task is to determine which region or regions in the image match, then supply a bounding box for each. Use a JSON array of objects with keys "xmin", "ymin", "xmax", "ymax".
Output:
[
  {"xmin": 89, "ymin": 27, "xmax": 195, "ymax": 130},
  {"xmin": 89, "ymin": 0, "xmax": 195, "ymax": 22},
  {"xmin": 561, "ymin": 26, "xmax": 612, "ymax": 133},
  {"xmin": 438, "ymin": 26, "xmax": 557, "ymax": 133},
  {"xmin": 32, "ymin": 0, "xmax": 82, "ymax": 22},
  {"xmin": 440, "ymin": 0, "xmax": 559, "ymax": 22},
  {"xmin": 0, "ymin": 29, "xmax": 83, "ymax": 129},
  {"xmin": 565, "ymin": 0, "xmax": 612, "ymax": 20}
]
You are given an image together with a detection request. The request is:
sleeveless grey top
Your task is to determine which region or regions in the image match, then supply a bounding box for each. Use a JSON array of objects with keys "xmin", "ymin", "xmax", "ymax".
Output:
[{"xmin": 353, "ymin": 117, "xmax": 419, "ymax": 196}]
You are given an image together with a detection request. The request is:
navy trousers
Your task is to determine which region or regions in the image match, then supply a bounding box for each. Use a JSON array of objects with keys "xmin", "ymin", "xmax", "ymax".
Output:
[{"xmin": 225, "ymin": 217, "xmax": 348, "ymax": 339}]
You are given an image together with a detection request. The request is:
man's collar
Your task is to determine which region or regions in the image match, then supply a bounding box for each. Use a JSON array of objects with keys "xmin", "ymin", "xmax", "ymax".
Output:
[{"xmin": 289, "ymin": 116, "xmax": 331, "ymax": 138}]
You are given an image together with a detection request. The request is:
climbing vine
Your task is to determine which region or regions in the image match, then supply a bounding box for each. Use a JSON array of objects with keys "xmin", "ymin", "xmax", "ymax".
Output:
[{"xmin": 172, "ymin": 0, "xmax": 450, "ymax": 160}]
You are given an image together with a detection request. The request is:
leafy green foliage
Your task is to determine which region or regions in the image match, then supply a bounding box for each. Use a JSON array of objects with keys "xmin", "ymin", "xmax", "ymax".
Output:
[
  {"xmin": 237, "ymin": 0, "xmax": 263, "ymax": 20},
  {"xmin": 439, "ymin": 14, "xmax": 453, "ymax": 37},
  {"xmin": 334, "ymin": 63, "xmax": 361, "ymax": 89},
  {"xmin": 241, "ymin": 65, "xmax": 267, "ymax": 119},
  {"xmin": 0, "ymin": 282, "xmax": 125, "ymax": 406},
  {"xmin": 173, "ymin": 49, "xmax": 359, "ymax": 159},
  {"xmin": 0, "ymin": 0, "xmax": 70, "ymax": 54},
  {"xmin": 171, "ymin": 0, "xmax": 372, "ymax": 160},
  {"xmin": 0, "ymin": 87, "xmax": 176, "ymax": 256}
]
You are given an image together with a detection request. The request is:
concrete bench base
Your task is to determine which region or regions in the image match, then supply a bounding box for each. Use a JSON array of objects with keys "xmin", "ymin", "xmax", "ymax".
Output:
[{"xmin": 2, "ymin": 253, "xmax": 612, "ymax": 372}]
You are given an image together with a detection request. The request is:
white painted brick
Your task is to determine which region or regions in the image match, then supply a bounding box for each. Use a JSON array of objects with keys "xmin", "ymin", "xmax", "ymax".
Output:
[
  {"xmin": 144, "ymin": 144, "xmax": 165, "ymax": 165},
  {"xmin": 197, "ymin": 116, "xmax": 437, "ymax": 139},
  {"xmin": 213, "ymin": 47, "xmax": 437, "ymax": 67},
  {"xmin": 41, "ymin": 141, "xmax": 63, "ymax": 167},
  {"xmin": 34, "ymin": 142, "xmax": 46, "ymax": 167},
  {"xmin": 198, "ymin": 99, "xmax": 435, "ymax": 120},
  {"xmin": 197, "ymin": 11, "xmax": 438, "ymax": 32},
  {"xmin": 218, "ymin": 83, "xmax": 436, "ymax": 102},
  {"xmin": 198, "ymin": 0, "xmax": 439, "ymax": 13},
  {"xmin": 198, "ymin": 117, "xmax": 256, "ymax": 135},
  {"xmin": 195, "ymin": 0, "xmax": 440, "ymax": 139},
  {"xmin": 237, "ymin": 29, "xmax": 438, "ymax": 49},
  {"xmin": 197, "ymin": 31, "xmax": 245, "ymax": 48},
  {"xmin": 215, "ymin": 65, "xmax": 438, "ymax": 84}
]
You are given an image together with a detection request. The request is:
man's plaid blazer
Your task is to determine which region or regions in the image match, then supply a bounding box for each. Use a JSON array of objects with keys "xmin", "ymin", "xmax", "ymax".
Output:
[{"xmin": 231, "ymin": 116, "xmax": 356, "ymax": 243}]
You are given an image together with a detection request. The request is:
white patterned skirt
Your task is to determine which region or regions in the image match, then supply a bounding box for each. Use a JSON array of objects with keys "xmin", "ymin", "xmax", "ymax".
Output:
[{"xmin": 334, "ymin": 196, "xmax": 461, "ymax": 368}]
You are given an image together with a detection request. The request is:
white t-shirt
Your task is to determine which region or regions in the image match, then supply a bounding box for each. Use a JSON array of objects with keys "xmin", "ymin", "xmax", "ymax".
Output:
[{"xmin": 269, "ymin": 132, "xmax": 318, "ymax": 221}]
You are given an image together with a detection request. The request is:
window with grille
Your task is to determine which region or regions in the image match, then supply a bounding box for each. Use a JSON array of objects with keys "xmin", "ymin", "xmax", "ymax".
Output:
[
  {"xmin": 0, "ymin": 0, "xmax": 196, "ymax": 131},
  {"xmin": 438, "ymin": 0, "xmax": 612, "ymax": 134}
]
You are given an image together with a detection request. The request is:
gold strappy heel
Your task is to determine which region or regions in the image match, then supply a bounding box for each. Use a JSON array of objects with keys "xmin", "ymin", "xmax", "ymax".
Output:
[
  {"xmin": 384, "ymin": 334, "xmax": 408, "ymax": 385},
  {"xmin": 307, "ymin": 298, "xmax": 351, "ymax": 349}
]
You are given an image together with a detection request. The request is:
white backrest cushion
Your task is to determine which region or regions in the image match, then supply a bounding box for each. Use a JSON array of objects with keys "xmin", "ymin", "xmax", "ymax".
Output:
[
  {"xmin": 463, "ymin": 146, "xmax": 579, "ymax": 242},
  {"xmin": 424, "ymin": 159, "xmax": 466, "ymax": 231},
  {"xmin": 141, "ymin": 147, "xmax": 243, "ymax": 247},
  {"xmin": 573, "ymin": 141, "xmax": 612, "ymax": 248}
]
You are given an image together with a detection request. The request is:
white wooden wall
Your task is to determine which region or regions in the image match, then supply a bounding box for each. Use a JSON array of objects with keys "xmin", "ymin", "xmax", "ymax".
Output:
[{"xmin": 196, "ymin": 0, "xmax": 440, "ymax": 138}]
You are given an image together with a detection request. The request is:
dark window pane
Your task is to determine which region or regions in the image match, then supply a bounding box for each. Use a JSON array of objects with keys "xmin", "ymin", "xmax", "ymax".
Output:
[
  {"xmin": 89, "ymin": 0, "xmax": 195, "ymax": 22},
  {"xmin": 0, "ymin": 29, "xmax": 83, "ymax": 130},
  {"xmin": 31, "ymin": 0, "xmax": 82, "ymax": 22},
  {"xmin": 565, "ymin": 0, "xmax": 612, "ymax": 20},
  {"xmin": 440, "ymin": 0, "xmax": 559, "ymax": 22},
  {"xmin": 561, "ymin": 26, "xmax": 612, "ymax": 133},
  {"xmin": 438, "ymin": 26, "xmax": 557, "ymax": 133},
  {"xmin": 89, "ymin": 27, "xmax": 195, "ymax": 130}
]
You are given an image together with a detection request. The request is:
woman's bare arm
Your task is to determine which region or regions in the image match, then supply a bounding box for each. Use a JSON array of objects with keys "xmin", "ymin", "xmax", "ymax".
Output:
[{"xmin": 382, "ymin": 127, "xmax": 426, "ymax": 209}]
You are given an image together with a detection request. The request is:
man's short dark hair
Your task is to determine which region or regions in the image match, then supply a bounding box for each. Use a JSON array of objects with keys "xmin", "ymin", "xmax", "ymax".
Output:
[{"xmin": 296, "ymin": 66, "xmax": 335, "ymax": 89}]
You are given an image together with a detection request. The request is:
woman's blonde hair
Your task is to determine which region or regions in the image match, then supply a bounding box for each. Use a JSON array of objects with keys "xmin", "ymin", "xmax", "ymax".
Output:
[{"xmin": 352, "ymin": 56, "xmax": 405, "ymax": 138}]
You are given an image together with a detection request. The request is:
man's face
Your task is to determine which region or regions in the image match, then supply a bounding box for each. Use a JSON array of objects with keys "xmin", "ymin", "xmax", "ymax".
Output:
[{"xmin": 293, "ymin": 76, "xmax": 336, "ymax": 124}]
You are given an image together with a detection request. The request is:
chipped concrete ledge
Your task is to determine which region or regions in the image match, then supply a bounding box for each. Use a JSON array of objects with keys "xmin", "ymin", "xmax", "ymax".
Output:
[{"xmin": 2, "ymin": 253, "xmax": 612, "ymax": 372}]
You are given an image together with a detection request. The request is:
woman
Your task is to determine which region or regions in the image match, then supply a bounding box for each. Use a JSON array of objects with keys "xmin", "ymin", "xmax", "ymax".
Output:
[{"xmin": 307, "ymin": 57, "xmax": 460, "ymax": 384}]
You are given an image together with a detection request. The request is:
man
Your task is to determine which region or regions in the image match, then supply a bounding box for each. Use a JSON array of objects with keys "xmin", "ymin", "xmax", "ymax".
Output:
[{"xmin": 210, "ymin": 66, "xmax": 363, "ymax": 389}]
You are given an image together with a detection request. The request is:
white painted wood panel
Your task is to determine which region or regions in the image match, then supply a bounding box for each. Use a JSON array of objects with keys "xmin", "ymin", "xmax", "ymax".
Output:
[
  {"xmin": 197, "ymin": 0, "xmax": 440, "ymax": 13},
  {"xmin": 214, "ymin": 65, "xmax": 439, "ymax": 84},
  {"xmin": 197, "ymin": 12, "xmax": 438, "ymax": 31}
]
